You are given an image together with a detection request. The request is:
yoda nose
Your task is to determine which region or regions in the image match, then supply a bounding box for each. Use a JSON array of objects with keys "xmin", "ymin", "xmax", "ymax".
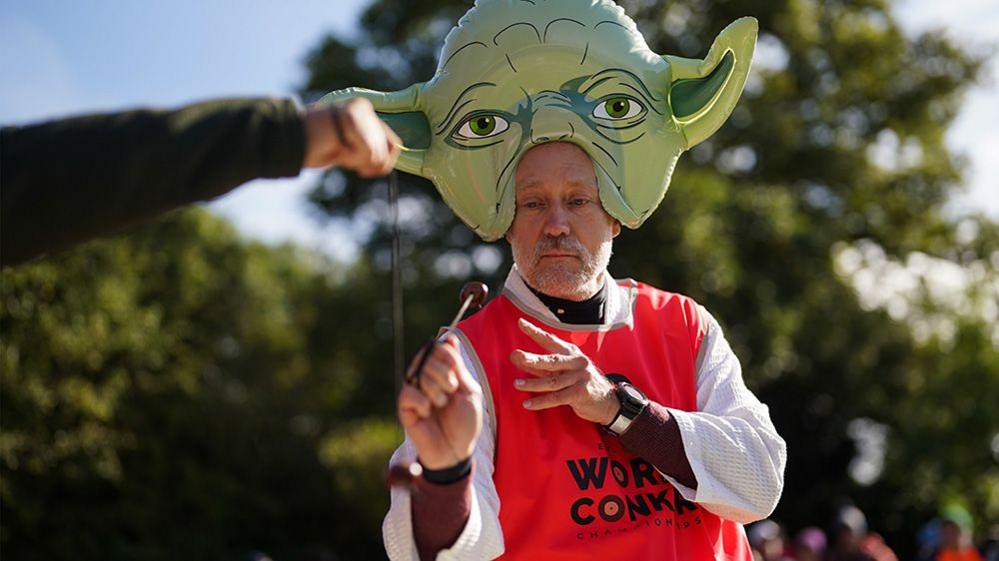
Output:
[{"xmin": 529, "ymin": 104, "xmax": 578, "ymax": 145}]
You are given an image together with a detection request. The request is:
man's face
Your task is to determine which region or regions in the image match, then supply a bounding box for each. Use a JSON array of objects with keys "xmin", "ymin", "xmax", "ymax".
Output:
[{"xmin": 506, "ymin": 142, "xmax": 620, "ymax": 301}]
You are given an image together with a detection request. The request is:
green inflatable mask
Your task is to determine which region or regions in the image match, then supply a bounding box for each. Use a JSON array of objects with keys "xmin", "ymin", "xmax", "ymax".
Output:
[{"xmin": 322, "ymin": 0, "xmax": 757, "ymax": 241}]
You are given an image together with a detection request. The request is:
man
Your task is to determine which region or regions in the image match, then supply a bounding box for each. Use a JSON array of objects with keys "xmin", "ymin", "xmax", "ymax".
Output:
[
  {"xmin": 383, "ymin": 142, "xmax": 786, "ymax": 560},
  {"xmin": 934, "ymin": 518, "xmax": 984, "ymax": 561},
  {"xmin": 826, "ymin": 505, "xmax": 876, "ymax": 561},
  {"xmin": 1, "ymin": 97, "xmax": 399, "ymax": 267}
]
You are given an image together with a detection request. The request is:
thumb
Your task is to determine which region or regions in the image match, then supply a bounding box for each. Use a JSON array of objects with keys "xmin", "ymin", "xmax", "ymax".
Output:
[{"xmin": 442, "ymin": 335, "xmax": 477, "ymax": 391}]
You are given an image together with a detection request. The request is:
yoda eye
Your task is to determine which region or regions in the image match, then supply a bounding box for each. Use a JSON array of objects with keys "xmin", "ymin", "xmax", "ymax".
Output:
[
  {"xmin": 456, "ymin": 114, "xmax": 509, "ymax": 139},
  {"xmin": 592, "ymin": 97, "xmax": 643, "ymax": 120}
]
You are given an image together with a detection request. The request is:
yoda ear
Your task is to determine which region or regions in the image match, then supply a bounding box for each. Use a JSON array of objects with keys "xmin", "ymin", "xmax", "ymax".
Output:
[
  {"xmin": 320, "ymin": 83, "xmax": 429, "ymax": 176},
  {"xmin": 665, "ymin": 17, "xmax": 758, "ymax": 150}
]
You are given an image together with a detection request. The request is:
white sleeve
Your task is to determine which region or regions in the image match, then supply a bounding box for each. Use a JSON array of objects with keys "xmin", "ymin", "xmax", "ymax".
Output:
[
  {"xmin": 663, "ymin": 306, "xmax": 787, "ymax": 524},
  {"xmin": 381, "ymin": 342, "xmax": 505, "ymax": 561}
]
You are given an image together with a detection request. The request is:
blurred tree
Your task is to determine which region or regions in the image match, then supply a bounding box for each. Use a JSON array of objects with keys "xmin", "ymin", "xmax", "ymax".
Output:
[
  {"xmin": 300, "ymin": 0, "xmax": 998, "ymax": 555},
  {"xmin": 1, "ymin": 210, "xmax": 400, "ymax": 560}
]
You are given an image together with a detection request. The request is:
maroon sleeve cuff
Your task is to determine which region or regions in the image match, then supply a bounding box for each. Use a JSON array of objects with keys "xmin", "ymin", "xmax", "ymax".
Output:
[
  {"xmin": 617, "ymin": 402, "xmax": 698, "ymax": 490},
  {"xmin": 411, "ymin": 462, "xmax": 473, "ymax": 561}
]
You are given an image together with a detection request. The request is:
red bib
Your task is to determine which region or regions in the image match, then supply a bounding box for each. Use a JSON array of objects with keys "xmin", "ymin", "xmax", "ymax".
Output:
[{"xmin": 455, "ymin": 281, "xmax": 753, "ymax": 561}]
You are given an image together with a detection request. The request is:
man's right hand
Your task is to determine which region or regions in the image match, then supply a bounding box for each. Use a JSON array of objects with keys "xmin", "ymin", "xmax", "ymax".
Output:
[
  {"xmin": 303, "ymin": 98, "xmax": 402, "ymax": 177},
  {"xmin": 398, "ymin": 335, "xmax": 483, "ymax": 470}
]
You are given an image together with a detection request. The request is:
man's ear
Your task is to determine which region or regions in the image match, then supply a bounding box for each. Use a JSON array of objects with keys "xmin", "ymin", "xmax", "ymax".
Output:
[
  {"xmin": 321, "ymin": 83, "xmax": 429, "ymax": 175},
  {"xmin": 611, "ymin": 220, "xmax": 621, "ymax": 239},
  {"xmin": 664, "ymin": 17, "xmax": 758, "ymax": 150}
]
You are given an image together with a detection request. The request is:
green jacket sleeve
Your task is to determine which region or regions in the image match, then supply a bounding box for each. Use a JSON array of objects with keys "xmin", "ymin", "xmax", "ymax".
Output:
[{"xmin": 0, "ymin": 97, "xmax": 306, "ymax": 267}]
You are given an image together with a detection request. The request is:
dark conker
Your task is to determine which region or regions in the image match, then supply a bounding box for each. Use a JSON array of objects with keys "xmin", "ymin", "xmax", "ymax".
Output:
[{"xmin": 459, "ymin": 281, "xmax": 488, "ymax": 310}]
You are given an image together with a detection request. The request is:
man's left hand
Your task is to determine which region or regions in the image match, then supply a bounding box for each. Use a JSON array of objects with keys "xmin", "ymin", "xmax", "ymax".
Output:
[{"xmin": 510, "ymin": 318, "xmax": 619, "ymax": 425}]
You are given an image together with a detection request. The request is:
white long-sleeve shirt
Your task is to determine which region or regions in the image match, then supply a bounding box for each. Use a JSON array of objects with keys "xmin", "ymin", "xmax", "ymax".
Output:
[{"xmin": 383, "ymin": 267, "xmax": 787, "ymax": 560}]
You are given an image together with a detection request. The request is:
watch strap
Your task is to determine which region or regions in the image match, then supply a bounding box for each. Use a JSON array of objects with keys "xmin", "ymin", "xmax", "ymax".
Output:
[
  {"xmin": 603, "ymin": 377, "xmax": 648, "ymax": 436},
  {"xmin": 606, "ymin": 410, "xmax": 635, "ymax": 435}
]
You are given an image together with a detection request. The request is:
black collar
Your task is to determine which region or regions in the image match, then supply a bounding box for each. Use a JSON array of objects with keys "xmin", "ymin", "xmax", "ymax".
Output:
[{"xmin": 527, "ymin": 281, "xmax": 607, "ymax": 325}]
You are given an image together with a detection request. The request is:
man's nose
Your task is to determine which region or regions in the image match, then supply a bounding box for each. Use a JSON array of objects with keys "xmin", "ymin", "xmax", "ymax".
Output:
[{"xmin": 542, "ymin": 203, "xmax": 571, "ymax": 238}]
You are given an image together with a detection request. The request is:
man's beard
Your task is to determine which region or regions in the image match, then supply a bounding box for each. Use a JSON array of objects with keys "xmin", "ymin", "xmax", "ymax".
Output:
[{"xmin": 513, "ymin": 235, "xmax": 612, "ymax": 301}]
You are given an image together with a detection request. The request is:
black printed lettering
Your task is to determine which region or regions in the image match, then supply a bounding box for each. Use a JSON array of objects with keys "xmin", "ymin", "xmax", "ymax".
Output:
[
  {"xmin": 646, "ymin": 489, "xmax": 674, "ymax": 512},
  {"xmin": 610, "ymin": 460, "xmax": 629, "ymax": 487},
  {"xmin": 630, "ymin": 458, "xmax": 658, "ymax": 488},
  {"xmin": 674, "ymin": 487, "xmax": 698, "ymax": 515},
  {"xmin": 566, "ymin": 457, "xmax": 609, "ymax": 490},
  {"xmin": 625, "ymin": 494, "xmax": 651, "ymax": 521},
  {"xmin": 570, "ymin": 497, "xmax": 595, "ymax": 525}
]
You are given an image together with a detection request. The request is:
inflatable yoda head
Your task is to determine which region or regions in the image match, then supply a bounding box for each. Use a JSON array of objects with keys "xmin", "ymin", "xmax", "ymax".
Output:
[{"xmin": 323, "ymin": 0, "xmax": 758, "ymax": 241}]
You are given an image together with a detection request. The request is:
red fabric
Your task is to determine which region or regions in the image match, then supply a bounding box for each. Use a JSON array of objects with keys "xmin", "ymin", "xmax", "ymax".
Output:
[{"xmin": 456, "ymin": 282, "xmax": 752, "ymax": 561}]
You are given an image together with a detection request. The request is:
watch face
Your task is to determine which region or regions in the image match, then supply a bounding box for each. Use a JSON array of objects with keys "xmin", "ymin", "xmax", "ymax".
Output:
[{"xmin": 622, "ymin": 385, "xmax": 644, "ymax": 401}]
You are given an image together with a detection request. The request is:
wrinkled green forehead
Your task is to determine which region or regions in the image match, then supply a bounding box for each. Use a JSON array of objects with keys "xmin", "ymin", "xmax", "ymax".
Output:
[{"xmin": 429, "ymin": 0, "xmax": 664, "ymax": 103}]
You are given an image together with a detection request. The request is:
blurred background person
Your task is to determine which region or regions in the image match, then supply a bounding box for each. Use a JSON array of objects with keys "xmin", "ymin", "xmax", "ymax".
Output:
[
  {"xmin": 749, "ymin": 520, "xmax": 795, "ymax": 561},
  {"xmin": 826, "ymin": 505, "xmax": 875, "ymax": 561},
  {"xmin": 860, "ymin": 532, "xmax": 898, "ymax": 561},
  {"xmin": 936, "ymin": 518, "xmax": 984, "ymax": 561},
  {"xmin": 795, "ymin": 527, "xmax": 828, "ymax": 561}
]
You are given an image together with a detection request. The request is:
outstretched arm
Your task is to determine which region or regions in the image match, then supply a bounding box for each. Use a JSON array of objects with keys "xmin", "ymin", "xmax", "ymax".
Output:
[{"xmin": 1, "ymin": 97, "xmax": 399, "ymax": 267}]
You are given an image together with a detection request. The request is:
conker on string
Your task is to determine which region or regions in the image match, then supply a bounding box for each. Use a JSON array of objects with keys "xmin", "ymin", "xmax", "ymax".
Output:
[{"xmin": 460, "ymin": 281, "xmax": 488, "ymax": 310}]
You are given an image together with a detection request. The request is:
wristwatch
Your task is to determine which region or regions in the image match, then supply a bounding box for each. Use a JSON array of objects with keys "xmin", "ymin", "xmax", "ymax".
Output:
[{"xmin": 603, "ymin": 374, "xmax": 649, "ymax": 436}]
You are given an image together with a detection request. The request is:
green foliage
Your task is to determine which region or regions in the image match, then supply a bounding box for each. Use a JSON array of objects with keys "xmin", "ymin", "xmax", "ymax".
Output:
[{"xmin": 1, "ymin": 211, "xmax": 396, "ymax": 560}]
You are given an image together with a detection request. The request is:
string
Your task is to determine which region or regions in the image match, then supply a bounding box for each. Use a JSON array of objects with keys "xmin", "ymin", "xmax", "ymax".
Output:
[{"xmin": 389, "ymin": 171, "xmax": 404, "ymax": 395}]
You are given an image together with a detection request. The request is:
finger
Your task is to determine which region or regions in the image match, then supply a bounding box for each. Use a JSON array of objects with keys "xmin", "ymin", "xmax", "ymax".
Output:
[
  {"xmin": 385, "ymin": 123, "xmax": 402, "ymax": 149},
  {"xmin": 398, "ymin": 384, "xmax": 433, "ymax": 422},
  {"xmin": 441, "ymin": 332, "xmax": 459, "ymax": 349},
  {"xmin": 438, "ymin": 335, "xmax": 474, "ymax": 389},
  {"xmin": 417, "ymin": 373, "xmax": 450, "ymax": 408},
  {"xmin": 338, "ymin": 107, "xmax": 375, "ymax": 171},
  {"xmin": 381, "ymin": 123, "xmax": 402, "ymax": 173},
  {"xmin": 351, "ymin": 105, "xmax": 389, "ymax": 169},
  {"xmin": 517, "ymin": 318, "xmax": 574, "ymax": 353},
  {"xmin": 514, "ymin": 370, "xmax": 585, "ymax": 393},
  {"xmin": 510, "ymin": 350, "xmax": 587, "ymax": 373},
  {"xmin": 422, "ymin": 354, "xmax": 459, "ymax": 393},
  {"xmin": 522, "ymin": 385, "xmax": 577, "ymax": 411},
  {"xmin": 431, "ymin": 335, "xmax": 460, "ymax": 369},
  {"xmin": 356, "ymin": 126, "xmax": 390, "ymax": 177}
]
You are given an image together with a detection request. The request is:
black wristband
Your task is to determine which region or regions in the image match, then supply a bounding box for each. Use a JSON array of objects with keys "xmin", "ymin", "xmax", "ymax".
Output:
[{"xmin": 419, "ymin": 457, "xmax": 472, "ymax": 485}]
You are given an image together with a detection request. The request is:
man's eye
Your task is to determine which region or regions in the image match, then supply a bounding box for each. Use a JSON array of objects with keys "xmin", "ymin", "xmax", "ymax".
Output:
[
  {"xmin": 570, "ymin": 198, "xmax": 589, "ymax": 207},
  {"xmin": 455, "ymin": 114, "xmax": 509, "ymax": 139},
  {"xmin": 592, "ymin": 96, "xmax": 643, "ymax": 120}
]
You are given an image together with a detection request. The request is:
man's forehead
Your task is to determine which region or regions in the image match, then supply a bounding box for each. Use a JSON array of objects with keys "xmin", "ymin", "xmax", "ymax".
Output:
[
  {"xmin": 515, "ymin": 176, "xmax": 598, "ymax": 196},
  {"xmin": 516, "ymin": 145, "xmax": 599, "ymax": 192}
]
